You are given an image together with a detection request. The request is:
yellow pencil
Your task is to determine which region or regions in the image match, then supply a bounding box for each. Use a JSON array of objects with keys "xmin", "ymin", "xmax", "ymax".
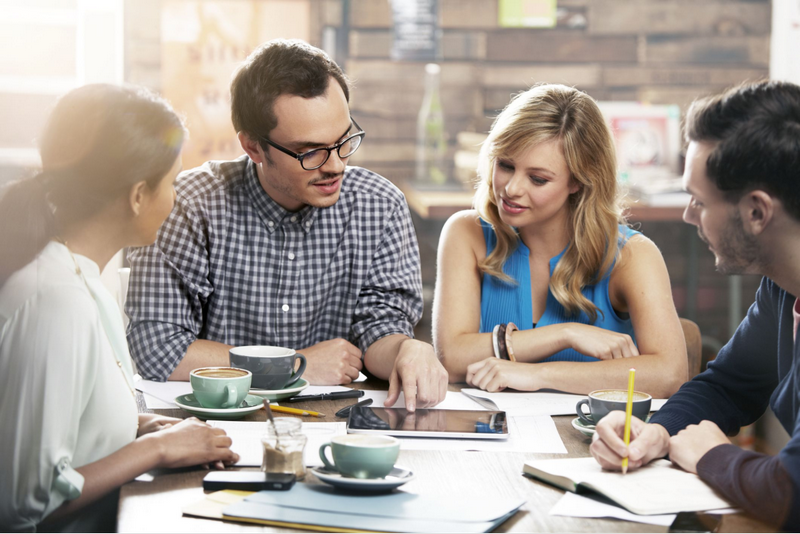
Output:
[
  {"xmin": 266, "ymin": 404, "xmax": 325, "ymax": 418},
  {"xmin": 622, "ymin": 368, "xmax": 636, "ymax": 475}
]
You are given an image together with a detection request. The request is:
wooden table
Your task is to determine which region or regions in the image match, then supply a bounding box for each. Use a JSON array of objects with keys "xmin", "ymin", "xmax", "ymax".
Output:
[{"xmin": 118, "ymin": 382, "xmax": 773, "ymax": 533}]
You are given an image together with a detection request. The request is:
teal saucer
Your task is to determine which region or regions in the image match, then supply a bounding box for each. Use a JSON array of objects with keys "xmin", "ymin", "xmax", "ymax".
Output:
[
  {"xmin": 571, "ymin": 417, "xmax": 596, "ymax": 437},
  {"xmin": 174, "ymin": 393, "xmax": 264, "ymax": 420},
  {"xmin": 571, "ymin": 415, "xmax": 651, "ymax": 437},
  {"xmin": 248, "ymin": 378, "xmax": 309, "ymax": 401}
]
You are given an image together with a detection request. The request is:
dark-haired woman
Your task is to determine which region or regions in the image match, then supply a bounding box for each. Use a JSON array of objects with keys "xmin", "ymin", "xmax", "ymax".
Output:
[{"xmin": 0, "ymin": 84, "xmax": 238, "ymax": 532}]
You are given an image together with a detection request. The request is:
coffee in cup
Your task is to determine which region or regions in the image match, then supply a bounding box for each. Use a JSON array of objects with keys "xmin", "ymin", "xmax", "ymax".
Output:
[
  {"xmin": 229, "ymin": 346, "xmax": 306, "ymax": 390},
  {"xmin": 193, "ymin": 368, "xmax": 249, "ymax": 379},
  {"xmin": 319, "ymin": 434, "xmax": 400, "ymax": 479},
  {"xmin": 575, "ymin": 389, "xmax": 652, "ymax": 426},
  {"xmin": 189, "ymin": 366, "xmax": 252, "ymax": 409}
]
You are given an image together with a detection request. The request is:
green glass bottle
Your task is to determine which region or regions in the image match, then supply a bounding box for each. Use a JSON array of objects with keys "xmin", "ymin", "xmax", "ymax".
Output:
[{"xmin": 416, "ymin": 63, "xmax": 447, "ymax": 185}]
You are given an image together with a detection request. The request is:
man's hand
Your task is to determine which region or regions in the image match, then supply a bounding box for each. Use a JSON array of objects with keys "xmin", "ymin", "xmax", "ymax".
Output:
[
  {"xmin": 669, "ymin": 420, "xmax": 729, "ymax": 474},
  {"xmin": 299, "ymin": 338, "xmax": 363, "ymax": 385},
  {"xmin": 590, "ymin": 411, "xmax": 670, "ymax": 471},
  {"xmin": 385, "ymin": 339, "xmax": 448, "ymax": 412}
]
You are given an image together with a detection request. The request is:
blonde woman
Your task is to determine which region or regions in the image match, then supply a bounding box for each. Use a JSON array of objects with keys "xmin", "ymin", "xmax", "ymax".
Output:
[{"xmin": 433, "ymin": 84, "xmax": 687, "ymax": 397}]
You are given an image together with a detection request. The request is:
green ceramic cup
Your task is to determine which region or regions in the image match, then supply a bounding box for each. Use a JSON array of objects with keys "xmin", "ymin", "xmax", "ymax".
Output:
[
  {"xmin": 189, "ymin": 367, "xmax": 252, "ymax": 409},
  {"xmin": 319, "ymin": 434, "xmax": 400, "ymax": 479}
]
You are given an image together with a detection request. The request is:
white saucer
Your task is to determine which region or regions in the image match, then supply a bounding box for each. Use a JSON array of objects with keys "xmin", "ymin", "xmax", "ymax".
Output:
[
  {"xmin": 311, "ymin": 466, "xmax": 415, "ymax": 492},
  {"xmin": 571, "ymin": 417, "xmax": 596, "ymax": 437},
  {"xmin": 249, "ymin": 378, "xmax": 309, "ymax": 401},
  {"xmin": 174, "ymin": 393, "xmax": 263, "ymax": 420}
]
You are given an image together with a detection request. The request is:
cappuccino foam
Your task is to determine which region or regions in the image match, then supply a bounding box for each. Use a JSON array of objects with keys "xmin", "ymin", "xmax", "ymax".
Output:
[
  {"xmin": 194, "ymin": 368, "xmax": 248, "ymax": 379},
  {"xmin": 592, "ymin": 390, "xmax": 649, "ymax": 402}
]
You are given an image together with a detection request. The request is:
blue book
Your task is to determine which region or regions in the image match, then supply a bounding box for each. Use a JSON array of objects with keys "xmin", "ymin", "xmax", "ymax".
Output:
[{"xmin": 223, "ymin": 483, "xmax": 525, "ymax": 533}]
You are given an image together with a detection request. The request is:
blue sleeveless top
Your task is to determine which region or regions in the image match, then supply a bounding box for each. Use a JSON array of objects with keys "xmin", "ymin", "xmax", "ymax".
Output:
[{"xmin": 479, "ymin": 221, "xmax": 640, "ymax": 363}]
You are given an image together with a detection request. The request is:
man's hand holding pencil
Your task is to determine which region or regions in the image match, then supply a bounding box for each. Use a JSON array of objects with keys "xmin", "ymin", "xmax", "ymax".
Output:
[{"xmin": 590, "ymin": 411, "xmax": 671, "ymax": 472}]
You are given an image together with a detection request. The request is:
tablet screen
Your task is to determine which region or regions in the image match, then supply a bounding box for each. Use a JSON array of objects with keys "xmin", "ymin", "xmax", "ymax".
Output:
[{"xmin": 347, "ymin": 407, "xmax": 509, "ymax": 440}]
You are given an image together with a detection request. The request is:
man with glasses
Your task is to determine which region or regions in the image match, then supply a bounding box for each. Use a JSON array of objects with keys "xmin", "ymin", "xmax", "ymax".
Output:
[{"xmin": 126, "ymin": 39, "xmax": 448, "ymax": 411}]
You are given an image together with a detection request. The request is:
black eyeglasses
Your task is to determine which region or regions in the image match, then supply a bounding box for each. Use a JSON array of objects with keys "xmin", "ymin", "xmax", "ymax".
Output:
[{"xmin": 259, "ymin": 117, "xmax": 366, "ymax": 171}]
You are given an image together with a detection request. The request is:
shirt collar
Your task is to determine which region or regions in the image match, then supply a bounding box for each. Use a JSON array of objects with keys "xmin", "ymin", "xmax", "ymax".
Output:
[{"xmin": 243, "ymin": 159, "xmax": 320, "ymax": 234}]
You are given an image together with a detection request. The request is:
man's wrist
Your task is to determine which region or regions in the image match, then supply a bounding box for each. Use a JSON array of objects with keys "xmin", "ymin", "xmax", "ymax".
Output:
[{"xmin": 650, "ymin": 423, "xmax": 672, "ymax": 457}]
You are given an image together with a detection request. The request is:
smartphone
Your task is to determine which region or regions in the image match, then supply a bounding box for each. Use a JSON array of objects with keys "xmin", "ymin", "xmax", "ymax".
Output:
[
  {"xmin": 668, "ymin": 512, "xmax": 722, "ymax": 533},
  {"xmin": 202, "ymin": 471, "xmax": 296, "ymax": 491}
]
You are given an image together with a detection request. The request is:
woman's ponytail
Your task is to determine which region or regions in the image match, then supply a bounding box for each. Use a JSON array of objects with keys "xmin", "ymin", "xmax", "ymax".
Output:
[{"xmin": 0, "ymin": 173, "xmax": 56, "ymax": 285}]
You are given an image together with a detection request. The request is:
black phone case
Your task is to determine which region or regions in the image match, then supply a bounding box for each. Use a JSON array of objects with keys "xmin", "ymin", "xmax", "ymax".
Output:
[{"xmin": 203, "ymin": 471, "xmax": 296, "ymax": 491}]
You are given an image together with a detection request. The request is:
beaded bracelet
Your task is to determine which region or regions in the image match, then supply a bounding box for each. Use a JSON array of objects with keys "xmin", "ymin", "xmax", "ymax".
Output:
[{"xmin": 496, "ymin": 323, "xmax": 509, "ymax": 360}]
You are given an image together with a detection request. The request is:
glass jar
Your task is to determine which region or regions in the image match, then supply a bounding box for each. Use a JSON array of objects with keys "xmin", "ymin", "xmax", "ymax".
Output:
[{"xmin": 261, "ymin": 417, "xmax": 307, "ymax": 479}]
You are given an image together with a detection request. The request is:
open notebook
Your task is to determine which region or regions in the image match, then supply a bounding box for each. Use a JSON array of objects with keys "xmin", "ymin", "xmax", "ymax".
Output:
[{"xmin": 523, "ymin": 457, "xmax": 732, "ymax": 516}]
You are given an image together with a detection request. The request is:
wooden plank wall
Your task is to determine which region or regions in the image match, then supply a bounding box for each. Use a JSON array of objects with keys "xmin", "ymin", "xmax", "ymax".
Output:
[{"xmin": 324, "ymin": 0, "xmax": 770, "ymax": 183}]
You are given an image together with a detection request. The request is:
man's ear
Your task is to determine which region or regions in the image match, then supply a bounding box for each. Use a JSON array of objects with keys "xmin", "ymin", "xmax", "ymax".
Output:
[
  {"xmin": 238, "ymin": 131, "xmax": 266, "ymax": 165},
  {"xmin": 128, "ymin": 181, "xmax": 148, "ymax": 216},
  {"xmin": 740, "ymin": 189, "xmax": 775, "ymax": 236}
]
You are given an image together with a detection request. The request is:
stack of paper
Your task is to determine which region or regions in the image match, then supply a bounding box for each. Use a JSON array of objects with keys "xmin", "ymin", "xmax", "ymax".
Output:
[{"xmin": 222, "ymin": 483, "xmax": 525, "ymax": 533}]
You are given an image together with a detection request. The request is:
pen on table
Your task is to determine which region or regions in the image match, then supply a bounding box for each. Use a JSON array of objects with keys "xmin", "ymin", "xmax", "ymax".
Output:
[
  {"xmin": 283, "ymin": 390, "xmax": 365, "ymax": 403},
  {"xmin": 622, "ymin": 368, "xmax": 636, "ymax": 475},
  {"xmin": 266, "ymin": 404, "xmax": 326, "ymax": 418},
  {"xmin": 335, "ymin": 398, "xmax": 373, "ymax": 419}
]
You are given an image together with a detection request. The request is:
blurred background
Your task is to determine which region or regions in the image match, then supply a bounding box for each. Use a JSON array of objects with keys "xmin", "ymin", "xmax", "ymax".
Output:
[{"xmin": 1, "ymin": 0, "xmax": 797, "ymax": 452}]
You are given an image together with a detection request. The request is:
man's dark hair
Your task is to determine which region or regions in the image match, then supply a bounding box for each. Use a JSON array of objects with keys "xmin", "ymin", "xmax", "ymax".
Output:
[
  {"xmin": 230, "ymin": 39, "xmax": 350, "ymax": 145},
  {"xmin": 685, "ymin": 80, "xmax": 800, "ymax": 220}
]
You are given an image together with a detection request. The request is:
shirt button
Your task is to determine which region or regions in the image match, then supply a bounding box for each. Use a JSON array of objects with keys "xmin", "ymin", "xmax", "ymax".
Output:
[
  {"xmin": 305, "ymin": 221, "xmax": 311, "ymax": 228},
  {"xmin": 268, "ymin": 221, "xmax": 275, "ymax": 228},
  {"xmin": 288, "ymin": 253, "xmax": 295, "ymax": 260},
  {"xmin": 290, "ymin": 216, "xmax": 297, "ymax": 222},
  {"xmin": 282, "ymin": 304, "xmax": 289, "ymax": 312}
]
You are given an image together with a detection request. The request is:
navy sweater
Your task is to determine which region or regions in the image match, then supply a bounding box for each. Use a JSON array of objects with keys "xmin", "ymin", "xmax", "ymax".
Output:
[{"xmin": 650, "ymin": 277, "xmax": 799, "ymax": 530}]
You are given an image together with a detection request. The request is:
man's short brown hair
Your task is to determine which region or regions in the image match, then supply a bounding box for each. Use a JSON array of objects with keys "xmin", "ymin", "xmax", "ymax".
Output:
[
  {"xmin": 231, "ymin": 39, "xmax": 350, "ymax": 143},
  {"xmin": 685, "ymin": 80, "xmax": 800, "ymax": 220}
]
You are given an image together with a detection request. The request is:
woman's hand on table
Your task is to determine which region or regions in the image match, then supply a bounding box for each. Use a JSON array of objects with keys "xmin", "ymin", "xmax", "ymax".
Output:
[
  {"xmin": 562, "ymin": 324, "xmax": 639, "ymax": 360},
  {"xmin": 465, "ymin": 358, "xmax": 538, "ymax": 392},
  {"xmin": 146, "ymin": 417, "xmax": 239, "ymax": 469},
  {"xmin": 137, "ymin": 413, "xmax": 182, "ymax": 437}
]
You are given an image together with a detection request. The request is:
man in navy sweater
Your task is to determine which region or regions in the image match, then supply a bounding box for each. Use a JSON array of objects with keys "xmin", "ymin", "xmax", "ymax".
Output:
[{"xmin": 591, "ymin": 79, "xmax": 800, "ymax": 529}]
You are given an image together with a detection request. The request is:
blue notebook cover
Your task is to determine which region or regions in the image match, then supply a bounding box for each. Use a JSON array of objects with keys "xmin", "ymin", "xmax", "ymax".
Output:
[{"xmin": 222, "ymin": 483, "xmax": 525, "ymax": 533}]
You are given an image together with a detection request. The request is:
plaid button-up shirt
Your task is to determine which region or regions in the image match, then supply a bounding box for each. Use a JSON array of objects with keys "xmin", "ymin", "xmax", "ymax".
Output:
[{"xmin": 126, "ymin": 155, "xmax": 423, "ymax": 381}]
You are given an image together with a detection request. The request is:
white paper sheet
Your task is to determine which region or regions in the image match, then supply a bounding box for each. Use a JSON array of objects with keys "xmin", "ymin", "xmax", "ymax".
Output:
[
  {"xmin": 461, "ymin": 389, "xmax": 668, "ymax": 417},
  {"xmin": 360, "ymin": 390, "xmax": 488, "ymax": 411},
  {"xmin": 134, "ymin": 378, "xmax": 192, "ymax": 409},
  {"xmin": 550, "ymin": 492, "xmax": 677, "ymax": 526},
  {"xmin": 136, "ymin": 376, "xmax": 367, "ymax": 409},
  {"xmin": 209, "ymin": 421, "xmax": 347, "ymax": 467},
  {"xmin": 396, "ymin": 415, "xmax": 566, "ymax": 454}
]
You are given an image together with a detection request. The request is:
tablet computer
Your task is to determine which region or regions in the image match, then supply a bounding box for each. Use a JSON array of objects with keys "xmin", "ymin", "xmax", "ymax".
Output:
[{"xmin": 346, "ymin": 406, "xmax": 509, "ymax": 440}]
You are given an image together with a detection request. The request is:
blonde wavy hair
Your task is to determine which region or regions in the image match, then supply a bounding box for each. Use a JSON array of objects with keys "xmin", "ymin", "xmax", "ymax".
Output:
[{"xmin": 474, "ymin": 84, "xmax": 625, "ymax": 322}]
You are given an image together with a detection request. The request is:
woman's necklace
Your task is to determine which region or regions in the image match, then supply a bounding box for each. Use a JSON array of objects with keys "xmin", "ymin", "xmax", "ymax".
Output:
[{"xmin": 56, "ymin": 238, "xmax": 138, "ymax": 402}]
